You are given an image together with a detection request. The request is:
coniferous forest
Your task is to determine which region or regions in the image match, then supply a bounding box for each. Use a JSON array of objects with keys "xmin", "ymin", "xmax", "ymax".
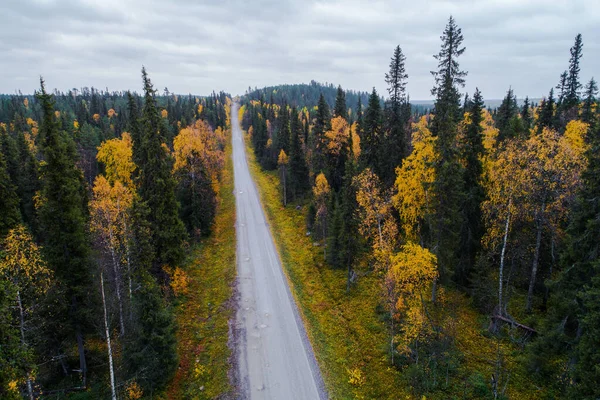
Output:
[{"xmin": 1, "ymin": 12, "xmax": 600, "ymax": 400}]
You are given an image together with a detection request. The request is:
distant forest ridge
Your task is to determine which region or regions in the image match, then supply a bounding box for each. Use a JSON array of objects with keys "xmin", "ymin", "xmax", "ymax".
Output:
[{"xmin": 243, "ymin": 81, "xmax": 541, "ymax": 112}]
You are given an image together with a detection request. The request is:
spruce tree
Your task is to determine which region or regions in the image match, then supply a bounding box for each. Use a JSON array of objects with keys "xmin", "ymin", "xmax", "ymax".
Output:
[
  {"xmin": 457, "ymin": 88, "xmax": 485, "ymax": 285},
  {"xmin": 37, "ymin": 79, "xmax": 93, "ymax": 385},
  {"xmin": 537, "ymin": 88, "xmax": 556, "ymax": 133},
  {"xmin": 132, "ymin": 68, "xmax": 187, "ymax": 271},
  {"xmin": 544, "ymin": 122, "xmax": 600, "ymax": 397},
  {"xmin": 429, "ymin": 16, "xmax": 467, "ymax": 297},
  {"xmin": 556, "ymin": 70, "xmax": 568, "ymax": 107},
  {"xmin": 581, "ymin": 77, "xmax": 598, "ymax": 126},
  {"xmin": 563, "ymin": 33, "xmax": 583, "ymax": 113},
  {"xmin": 496, "ymin": 87, "xmax": 519, "ymax": 141},
  {"xmin": 382, "ymin": 45, "xmax": 409, "ymax": 185},
  {"xmin": 361, "ymin": 88, "xmax": 382, "ymax": 172},
  {"xmin": 334, "ymin": 85, "xmax": 347, "ymax": 120},
  {"xmin": 288, "ymin": 107, "xmax": 309, "ymax": 199},
  {"xmin": 521, "ymin": 96, "xmax": 532, "ymax": 132},
  {"xmin": 312, "ymin": 93, "xmax": 331, "ymax": 175},
  {"xmin": 0, "ymin": 152, "xmax": 20, "ymax": 236}
]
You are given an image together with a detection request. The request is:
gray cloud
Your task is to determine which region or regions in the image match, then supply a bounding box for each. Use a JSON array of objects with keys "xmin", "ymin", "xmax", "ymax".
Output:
[{"xmin": 1, "ymin": 0, "xmax": 598, "ymax": 99}]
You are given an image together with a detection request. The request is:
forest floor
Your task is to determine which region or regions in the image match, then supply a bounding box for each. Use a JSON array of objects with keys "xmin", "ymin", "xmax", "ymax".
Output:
[
  {"xmin": 242, "ymin": 131, "xmax": 548, "ymax": 399},
  {"xmin": 166, "ymin": 141, "xmax": 237, "ymax": 399}
]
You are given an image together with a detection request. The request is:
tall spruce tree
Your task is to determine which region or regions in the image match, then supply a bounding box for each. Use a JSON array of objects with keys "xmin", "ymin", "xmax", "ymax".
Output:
[
  {"xmin": 37, "ymin": 79, "xmax": 93, "ymax": 386},
  {"xmin": 334, "ymin": 85, "xmax": 347, "ymax": 120},
  {"xmin": 563, "ymin": 33, "xmax": 583, "ymax": 113},
  {"xmin": 382, "ymin": 45, "xmax": 409, "ymax": 185},
  {"xmin": 457, "ymin": 88, "xmax": 485, "ymax": 285},
  {"xmin": 537, "ymin": 88, "xmax": 556, "ymax": 133},
  {"xmin": 429, "ymin": 16, "xmax": 467, "ymax": 299},
  {"xmin": 132, "ymin": 68, "xmax": 187, "ymax": 271}
]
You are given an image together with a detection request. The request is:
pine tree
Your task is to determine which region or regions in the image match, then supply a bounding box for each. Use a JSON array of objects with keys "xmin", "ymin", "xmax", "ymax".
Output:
[
  {"xmin": 132, "ymin": 68, "xmax": 187, "ymax": 271},
  {"xmin": 356, "ymin": 97, "xmax": 364, "ymax": 138},
  {"xmin": 457, "ymin": 88, "xmax": 485, "ymax": 285},
  {"xmin": 288, "ymin": 107, "xmax": 309, "ymax": 199},
  {"xmin": 334, "ymin": 85, "xmax": 347, "ymax": 120},
  {"xmin": 556, "ymin": 70, "xmax": 568, "ymax": 107},
  {"xmin": 37, "ymin": 79, "xmax": 93, "ymax": 386},
  {"xmin": 563, "ymin": 33, "xmax": 583, "ymax": 113},
  {"xmin": 338, "ymin": 149, "xmax": 361, "ymax": 291},
  {"xmin": 429, "ymin": 16, "xmax": 467, "ymax": 299},
  {"xmin": 581, "ymin": 77, "xmax": 598, "ymax": 126}
]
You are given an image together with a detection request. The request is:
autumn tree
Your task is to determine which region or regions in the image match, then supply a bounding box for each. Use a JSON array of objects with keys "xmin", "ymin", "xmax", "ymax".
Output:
[
  {"xmin": 278, "ymin": 149, "xmax": 289, "ymax": 206},
  {"xmin": 323, "ymin": 116, "xmax": 350, "ymax": 191},
  {"xmin": 0, "ymin": 225, "xmax": 52, "ymax": 399},
  {"xmin": 312, "ymin": 172, "xmax": 331, "ymax": 250}
]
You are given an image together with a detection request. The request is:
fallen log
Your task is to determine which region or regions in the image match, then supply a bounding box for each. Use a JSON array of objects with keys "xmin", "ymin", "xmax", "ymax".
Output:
[{"xmin": 492, "ymin": 314, "xmax": 537, "ymax": 334}]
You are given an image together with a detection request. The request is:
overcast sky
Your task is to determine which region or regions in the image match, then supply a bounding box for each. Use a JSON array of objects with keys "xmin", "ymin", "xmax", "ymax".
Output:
[{"xmin": 1, "ymin": 0, "xmax": 598, "ymax": 100}]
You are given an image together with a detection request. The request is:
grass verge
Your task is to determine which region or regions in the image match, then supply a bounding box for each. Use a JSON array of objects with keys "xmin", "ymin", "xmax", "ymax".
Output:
[{"xmin": 167, "ymin": 140, "xmax": 236, "ymax": 399}]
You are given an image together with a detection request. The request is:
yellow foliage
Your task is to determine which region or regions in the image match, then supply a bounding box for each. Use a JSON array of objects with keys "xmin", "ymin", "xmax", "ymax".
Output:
[
  {"xmin": 96, "ymin": 132, "xmax": 134, "ymax": 187},
  {"xmin": 166, "ymin": 266, "xmax": 190, "ymax": 296},
  {"xmin": 54, "ymin": 110, "xmax": 60, "ymax": 118},
  {"xmin": 172, "ymin": 120, "xmax": 225, "ymax": 185},
  {"xmin": 93, "ymin": 113, "xmax": 100, "ymax": 122},
  {"xmin": 393, "ymin": 116, "xmax": 437, "ymax": 242},
  {"xmin": 161, "ymin": 109, "xmax": 168, "ymax": 118},
  {"xmin": 325, "ymin": 116, "xmax": 349, "ymax": 156},
  {"xmin": 278, "ymin": 149, "xmax": 289, "ymax": 166},
  {"xmin": 197, "ymin": 104, "xmax": 204, "ymax": 115},
  {"xmin": 347, "ymin": 367, "xmax": 366, "ymax": 386},
  {"xmin": 312, "ymin": 172, "xmax": 330, "ymax": 199},
  {"xmin": 350, "ymin": 122, "xmax": 361, "ymax": 159},
  {"xmin": 73, "ymin": 120, "xmax": 79, "ymax": 130},
  {"xmin": 107, "ymin": 108, "xmax": 117, "ymax": 118},
  {"xmin": 126, "ymin": 381, "xmax": 143, "ymax": 400}
]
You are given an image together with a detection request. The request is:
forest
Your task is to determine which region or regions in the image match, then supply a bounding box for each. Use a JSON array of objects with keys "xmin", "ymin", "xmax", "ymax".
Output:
[
  {"xmin": 1, "ymin": 12, "xmax": 599, "ymax": 400},
  {"xmin": 0, "ymin": 69, "xmax": 231, "ymax": 398},
  {"xmin": 240, "ymin": 17, "xmax": 599, "ymax": 399}
]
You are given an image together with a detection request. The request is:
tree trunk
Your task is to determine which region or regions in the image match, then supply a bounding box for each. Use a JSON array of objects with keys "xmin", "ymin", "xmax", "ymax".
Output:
[
  {"xmin": 17, "ymin": 291, "xmax": 34, "ymax": 400},
  {"xmin": 76, "ymin": 328, "xmax": 87, "ymax": 388},
  {"xmin": 526, "ymin": 205, "xmax": 545, "ymax": 313},
  {"xmin": 108, "ymin": 229, "xmax": 125, "ymax": 336},
  {"xmin": 101, "ymin": 272, "xmax": 117, "ymax": 400},
  {"xmin": 498, "ymin": 200, "xmax": 511, "ymax": 316}
]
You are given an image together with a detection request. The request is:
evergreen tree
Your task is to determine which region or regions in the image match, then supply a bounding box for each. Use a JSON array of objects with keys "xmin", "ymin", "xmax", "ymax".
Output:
[
  {"xmin": 457, "ymin": 88, "xmax": 485, "ymax": 285},
  {"xmin": 288, "ymin": 107, "xmax": 309, "ymax": 199},
  {"xmin": 563, "ymin": 33, "xmax": 583, "ymax": 113},
  {"xmin": 537, "ymin": 88, "xmax": 556, "ymax": 133},
  {"xmin": 312, "ymin": 93, "xmax": 331, "ymax": 175},
  {"xmin": 543, "ymin": 121, "xmax": 600, "ymax": 397},
  {"xmin": 361, "ymin": 88, "xmax": 382, "ymax": 172},
  {"xmin": 37, "ymin": 79, "xmax": 93, "ymax": 386},
  {"xmin": 521, "ymin": 96, "xmax": 532, "ymax": 132},
  {"xmin": 338, "ymin": 147, "xmax": 361, "ymax": 291},
  {"xmin": 334, "ymin": 85, "xmax": 347, "ymax": 120},
  {"xmin": 496, "ymin": 87, "xmax": 519, "ymax": 141},
  {"xmin": 581, "ymin": 77, "xmax": 598, "ymax": 126},
  {"xmin": 356, "ymin": 97, "xmax": 364, "ymax": 138},
  {"xmin": 556, "ymin": 70, "xmax": 568, "ymax": 107},
  {"xmin": 274, "ymin": 102, "xmax": 290, "ymax": 155},
  {"xmin": 382, "ymin": 45, "xmax": 409, "ymax": 185},
  {"xmin": 132, "ymin": 68, "xmax": 187, "ymax": 271},
  {"xmin": 0, "ymin": 152, "xmax": 20, "ymax": 236},
  {"xmin": 429, "ymin": 16, "xmax": 467, "ymax": 298}
]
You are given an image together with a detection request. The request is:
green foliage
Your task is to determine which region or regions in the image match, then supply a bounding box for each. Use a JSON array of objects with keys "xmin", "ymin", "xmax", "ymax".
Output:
[{"xmin": 0, "ymin": 151, "xmax": 20, "ymax": 236}]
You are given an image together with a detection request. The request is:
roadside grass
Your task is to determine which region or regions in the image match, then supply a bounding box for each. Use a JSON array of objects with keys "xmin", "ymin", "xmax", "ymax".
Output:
[
  {"xmin": 242, "ymin": 133, "xmax": 546, "ymax": 400},
  {"xmin": 167, "ymin": 140, "xmax": 236, "ymax": 399}
]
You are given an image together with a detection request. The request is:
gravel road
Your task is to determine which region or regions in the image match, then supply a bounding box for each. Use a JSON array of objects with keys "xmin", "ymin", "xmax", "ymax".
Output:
[{"xmin": 232, "ymin": 103, "xmax": 327, "ymax": 400}]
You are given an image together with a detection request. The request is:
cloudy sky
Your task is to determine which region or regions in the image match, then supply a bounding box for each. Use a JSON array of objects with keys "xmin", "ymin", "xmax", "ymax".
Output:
[{"xmin": 1, "ymin": 0, "xmax": 598, "ymax": 100}]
